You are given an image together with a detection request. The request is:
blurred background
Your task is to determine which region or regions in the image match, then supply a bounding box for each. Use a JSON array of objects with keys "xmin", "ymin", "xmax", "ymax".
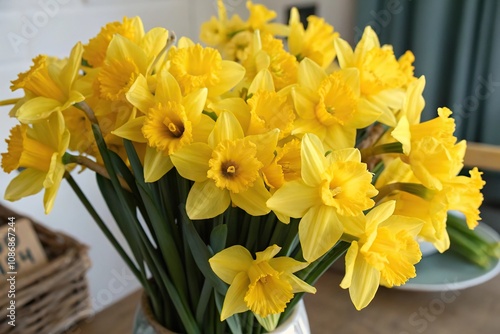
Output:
[{"xmin": 0, "ymin": 0, "xmax": 498, "ymax": 312}]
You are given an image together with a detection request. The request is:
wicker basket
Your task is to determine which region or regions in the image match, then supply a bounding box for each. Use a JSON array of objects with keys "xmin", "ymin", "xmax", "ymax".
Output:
[{"xmin": 0, "ymin": 204, "xmax": 92, "ymax": 334}]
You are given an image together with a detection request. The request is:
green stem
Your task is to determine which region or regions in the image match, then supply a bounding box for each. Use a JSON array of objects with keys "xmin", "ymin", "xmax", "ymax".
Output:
[
  {"xmin": 374, "ymin": 182, "xmax": 434, "ymax": 203},
  {"xmin": 64, "ymin": 172, "xmax": 143, "ymax": 284},
  {"xmin": 360, "ymin": 142, "xmax": 403, "ymax": 160}
]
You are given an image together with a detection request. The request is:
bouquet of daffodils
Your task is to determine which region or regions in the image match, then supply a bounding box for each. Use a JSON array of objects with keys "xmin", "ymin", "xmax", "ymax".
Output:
[{"xmin": 1, "ymin": 1, "xmax": 488, "ymax": 333}]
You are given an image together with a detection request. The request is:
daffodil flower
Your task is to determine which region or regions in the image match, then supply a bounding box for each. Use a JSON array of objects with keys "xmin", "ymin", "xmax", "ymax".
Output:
[
  {"xmin": 11, "ymin": 42, "xmax": 85, "ymax": 123},
  {"xmin": 242, "ymin": 30, "xmax": 298, "ymax": 91},
  {"xmin": 1, "ymin": 112, "xmax": 70, "ymax": 214},
  {"xmin": 112, "ymin": 70, "xmax": 210, "ymax": 182},
  {"xmin": 267, "ymin": 133, "xmax": 378, "ymax": 262},
  {"xmin": 167, "ymin": 39, "xmax": 245, "ymax": 98},
  {"xmin": 83, "ymin": 16, "xmax": 145, "ymax": 68},
  {"xmin": 209, "ymin": 244, "xmax": 315, "ymax": 321},
  {"xmin": 288, "ymin": 7, "xmax": 339, "ymax": 69},
  {"xmin": 334, "ymin": 26, "xmax": 415, "ymax": 127},
  {"xmin": 340, "ymin": 201, "xmax": 423, "ymax": 310},
  {"xmin": 292, "ymin": 58, "xmax": 381, "ymax": 149},
  {"xmin": 171, "ymin": 111, "xmax": 278, "ymax": 219},
  {"xmin": 246, "ymin": 1, "xmax": 289, "ymax": 37},
  {"xmin": 375, "ymin": 158, "xmax": 484, "ymax": 253}
]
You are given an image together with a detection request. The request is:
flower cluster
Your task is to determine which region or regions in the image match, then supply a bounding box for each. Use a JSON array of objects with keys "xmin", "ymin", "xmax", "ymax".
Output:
[{"xmin": 1, "ymin": 1, "xmax": 485, "ymax": 332}]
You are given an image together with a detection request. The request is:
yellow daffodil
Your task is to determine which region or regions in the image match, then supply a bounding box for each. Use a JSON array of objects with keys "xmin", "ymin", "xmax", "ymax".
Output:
[
  {"xmin": 246, "ymin": 1, "xmax": 289, "ymax": 37},
  {"xmin": 340, "ymin": 201, "xmax": 423, "ymax": 310},
  {"xmin": 83, "ymin": 16, "xmax": 145, "ymax": 67},
  {"xmin": 292, "ymin": 58, "xmax": 380, "ymax": 150},
  {"xmin": 171, "ymin": 111, "xmax": 278, "ymax": 219},
  {"xmin": 288, "ymin": 7, "xmax": 339, "ymax": 69},
  {"xmin": 267, "ymin": 133, "xmax": 378, "ymax": 262},
  {"xmin": 335, "ymin": 26, "xmax": 415, "ymax": 126},
  {"xmin": 375, "ymin": 157, "xmax": 485, "ymax": 252},
  {"xmin": 393, "ymin": 107, "xmax": 466, "ymax": 191},
  {"xmin": 209, "ymin": 244, "xmax": 315, "ymax": 322},
  {"xmin": 1, "ymin": 112, "xmax": 69, "ymax": 214},
  {"xmin": 243, "ymin": 31, "xmax": 298, "ymax": 91},
  {"xmin": 113, "ymin": 70, "xmax": 210, "ymax": 181},
  {"xmin": 263, "ymin": 139, "xmax": 302, "ymax": 190},
  {"xmin": 10, "ymin": 43, "xmax": 85, "ymax": 123},
  {"xmin": 94, "ymin": 25, "xmax": 169, "ymax": 102},
  {"xmin": 167, "ymin": 40, "xmax": 245, "ymax": 98}
]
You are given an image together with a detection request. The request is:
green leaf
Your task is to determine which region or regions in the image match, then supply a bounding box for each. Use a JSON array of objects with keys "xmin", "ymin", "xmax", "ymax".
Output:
[{"xmin": 210, "ymin": 224, "xmax": 228, "ymax": 254}]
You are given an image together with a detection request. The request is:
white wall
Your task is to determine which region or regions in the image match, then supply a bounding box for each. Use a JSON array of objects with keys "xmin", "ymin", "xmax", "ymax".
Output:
[{"xmin": 0, "ymin": 0, "xmax": 354, "ymax": 314}]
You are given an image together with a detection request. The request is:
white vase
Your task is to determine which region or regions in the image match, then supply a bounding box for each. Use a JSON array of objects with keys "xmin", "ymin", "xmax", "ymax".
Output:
[{"xmin": 271, "ymin": 300, "xmax": 310, "ymax": 334}]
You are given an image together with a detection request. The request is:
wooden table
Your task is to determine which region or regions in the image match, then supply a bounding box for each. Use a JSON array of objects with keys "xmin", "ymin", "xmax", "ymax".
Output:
[{"xmin": 72, "ymin": 268, "xmax": 500, "ymax": 334}]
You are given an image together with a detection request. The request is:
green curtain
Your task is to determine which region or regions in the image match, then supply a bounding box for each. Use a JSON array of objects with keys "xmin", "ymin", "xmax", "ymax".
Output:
[{"xmin": 356, "ymin": 0, "xmax": 500, "ymax": 204}]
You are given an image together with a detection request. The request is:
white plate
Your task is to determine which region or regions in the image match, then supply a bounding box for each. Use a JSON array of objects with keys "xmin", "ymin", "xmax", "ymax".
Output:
[{"xmin": 397, "ymin": 223, "xmax": 500, "ymax": 292}]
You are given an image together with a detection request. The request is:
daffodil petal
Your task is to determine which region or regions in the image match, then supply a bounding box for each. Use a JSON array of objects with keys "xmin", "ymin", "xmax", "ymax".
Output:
[
  {"xmin": 286, "ymin": 273, "xmax": 317, "ymax": 294},
  {"xmin": 301, "ymin": 133, "xmax": 327, "ymax": 186},
  {"xmin": 43, "ymin": 163, "xmax": 65, "ymax": 214},
  {"xmin": 298, "ymin": 58, "xmax": 326, "ymax": 89},
  {"xmin": 347, "ymin": 254, "xmax": 381, "ymax": 310},
  {"xmin": 16, "ymin": 97, "xmax": 61, "ymax": 123},
  {"xmin": 404, "ymin": 76, "xmax": 426, "ymax": 125},
  {"xmin": 248, "ymin": 69, "xmax": 275, "ymax": 95},
  {"xmin": 171, "ymin": 142, "xmax": 211, "ymax": 182},
  {"xmin": 108, "ymin": 34, "xmax": 148, "ymax": 73},
  {"xmin": 141, "ymin": 27, "xmax": 169, "ymax": 60},
  {"xmin": 267, "ymin": 180, "xmax": 319, "ymax": 218},
  {"xmin": 291, "ymin": 87, "xmax": 316, "ymax": 120},
  {"xmin": 183, "ymin": 88, "xmax": 208, "ymax": 121},
  {"xmin": 334, "ymin": 37, "xmax": 354, "ymax": 68},
  {"xmin": 186, "ymin": 180, "xmax": 230, "ymax": 219},
  {"xmin": 61, "ymin": 42, "xmax": 83, "ymax": 89},
  {"xmin": 112, "ymin": 116, "xmax": 147, "ymax": 143},
  {"xmin": 208, "ymin": 111, "xmax": 244, "ymax": 147},
  {"xmin": 231, "ymin": 179, "xmax": 271, "ymax": 216},
  {"xmin": 220, "ymin": 272, "xmax": 250, "ymax": 321},
  {"xmin": 209, "ymin": 60, "xmax": 246, "ymax": 97},
  {"xmin": 192, "ymin": 114, "xmax": 215, "ymax": 143},
  {"xmin": 255, "ymin": 244, "xmax": 281, "ymax": 262},
  {"xmin": 156, "ymin": 71, "xmax": 182, "ymax": 103},
  {"xmin": 323, "ymin": 123, "xmax": 355, "ymax": 149},
  {"xmin": 245, "ymin": 129, "xmax": 279, "ymax": 167},
  {"xmin": 340, "ymin": 241, "xmax": 358, "ymax": 289},
  {"xmin": 269, "ymin": 257, "xmax": 308, "ymax": 274},
  {"xmin": 366, "ymin": 201, "xmax": 396, "ymax": 229},
  {"xmin": 4, "ymin": 169, "xmax": 45, "ymax": 201},
  {"xmin": 126, "ymin": 75, "xmax": 154, "ymax": 113},
  {"xmin": 144, "ymin": 146, "xmax": 173, "ymax": 182},
  {"xmin": 209, "ymin": 245, "xmax": 253, "ymax": 284},
  {"xmin": 299, "ymin": 205, "xmax": 343, "ymax": 262}
]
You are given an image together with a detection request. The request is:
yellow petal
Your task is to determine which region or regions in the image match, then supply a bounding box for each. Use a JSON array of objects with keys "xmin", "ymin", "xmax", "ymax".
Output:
[
  {"xmin": 404, "ymin": 76, "xmax": 426, "ymax": 125},
  {"xmin": 322, "ymin": 123, "xmax": 356, "ymax": 150},
  {"xmin": 340, "ymin": 241, "xmax": 358, "ymax": 289},
  {"xmin": 60, "ymin": 42, "xmax": 83, "ymax": 89},
  {"xmin": 209, "ymin": 98, "xmax": 250, "ymax": 131},
  {"xmin": 183, "ymin": 88, "xmax": 208, "ymax": 121},
  {"xmin": 334, "ymin": 37, "xmax": 354, "ymax": 68},
  {"xmin": 255, "ymin": 244, "xmax": 282, "ymax": 262},
  {"xmin": 112, "ymin": 116, "xmax": 148, "ymax": 143},
  {"xmin": 186, "ymin": 180, "xmax": 230, "ymax": 219},
  {"xmin": 365, "ymin": 201, "xmax": 396, "ymax": 230},
  {"xmin": 43, "ymin": 162, "xmax": 65, "ymax": 214},
  {"xmin": 391, "ymin": 115, "xmax": 411, "ymax": 154},
  {"xmin": 299, "ymin": 205, "xmax": 343, "ymax": 262},
  {"xmin": 230, "ymin": 179, "xmax": 271, "ymax": 216},
  {"xmin": 140, "ymin": 27, "xmax": 169, "ymax": 60},
  {"xmin": 16, "ymin": 97, "xmax": 61, "ymax": 123},
  {"xmin": 301, "ymin": 133, "xmax": 326, "ymax": 186},
  {"xmin": 248, "ymin": 69, "xmax": 275, "ymax": 95},
  {"xmin": 192, "ymin": 114, "xmax": 215, "ymax": 143},
  {"xmin": 291, "ymin": 87, "xmax": 316, "ymax": 120},
  {"xmin": 208, "ymin": 111, "xmax": 244, "ymax": 148},
  {"xmin": 298, "ymin": 58, "xmax": 326, "ymax": 90},
  {"xmin": 4, "ymin": 169, "xmax": 45, "ymax": 201},
  {"xmin": 220, "ymin": 272, "xmax": 250, "ymax": 321},
  {"xmin": 269, "ymin": 257, "xmax": 308, "ymax": 274},
  {"xmin": 107, "ymin": 34, "xmax": 148, "ymax": 73},
  {"xmin": 209, "ymin": 60, "xmax": 246, "ymax": 97},
  {"xmin": 209, "ymin": 245, "xmax": 253, "ymax": 284},
  {"xmin": 267, "ymin": 181, "xmax": 319, "ymax": 218},
  {"xmin": 285, "ymin": 273, "xmax": 317, "ymax": 294},
  {"xmin": 245, "ymin": 129, "xmax": 279, "ymax": 167},
  {"xmin": 126, "ymin": 75, "xmax": 154, "ymax": 113},
  {"xmin": 347, "ymin": 254, "xmax": 380, "ymax": 310},
  {"xmin": 170, "ymin": 142, "xmax": 211, "ymax": 182},
  {"xmin": 156, "ymin": 71, "xmax": 182, "ymax": 104},
  {"xmin": 144, "ymin": 146, "xmax": 174, "ymax": 182}
]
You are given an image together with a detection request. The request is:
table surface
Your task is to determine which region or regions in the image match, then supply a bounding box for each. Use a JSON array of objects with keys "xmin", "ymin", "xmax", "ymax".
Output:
[{"xmin": 71, "ymin": 265, "xmax": 500, "ymax": 334}]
